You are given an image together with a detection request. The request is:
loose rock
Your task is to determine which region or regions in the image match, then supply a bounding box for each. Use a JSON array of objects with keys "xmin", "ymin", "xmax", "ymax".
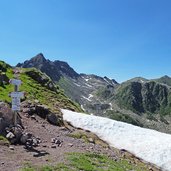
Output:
[
  {"xmin": 51, "ymin": 145, "xmax": 56, "ymax": 148},
  {"xmin": 9, "ymin": 146, "xmax": 14, "ymax": 150}
]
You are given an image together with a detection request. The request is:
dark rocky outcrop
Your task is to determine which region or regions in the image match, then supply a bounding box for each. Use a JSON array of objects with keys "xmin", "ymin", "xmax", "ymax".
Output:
[
  {"xmin": 0, "ymin": 72, "xmax": 9, "ymax": 86},
  {"xmin": 0, "ymin": 60, "xmax": 11, "ymax": 72},
  {"xmin": 0, "ymin": 102, "xmax": 22, "ymax": 135},
  {"xmin": 0, "ymin": 61, "xmax": 10, "ymax": 86},
  {"xmin": 47, "ymin": 113, "xmax": 61, "ymax": 126},
  {"xmin": 21, "ymin": 101, "xmax": 62, "ymax": 126}
]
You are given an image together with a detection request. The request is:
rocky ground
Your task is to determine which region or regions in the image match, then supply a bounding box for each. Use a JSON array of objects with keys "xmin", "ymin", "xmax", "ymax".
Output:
[{"xmin": 0, "ymin": 106, "xmax": 162, "ymax": 171}]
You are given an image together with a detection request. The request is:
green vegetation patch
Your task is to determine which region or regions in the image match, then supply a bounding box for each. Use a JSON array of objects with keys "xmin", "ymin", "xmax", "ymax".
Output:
[
  {"xmin": 115, "ymin": 80, "xmax": 171, "ymax": 116},
  {"xmin": 20, "ymin": 152, "xmax": 149, "ymax": 171},
  {"xmin": 96, "ymin": 87, "xmax": 113, "ymax": 100},
  {"xmin": 19, "ymin": 68, "xmax": 82, "ymax": 113},
  {"xmin": 0, "ymin": 61, "xmax": 13, "ymax": 102},
  {"xmin": 68, "ymin": 130, "xmax": 108, "ymax": 147},
  {"xmin": 0, "ymin": 64, "xmax": 82, "ymax": 113},
  {"xmin": 105, "ymin": 110, "xmax": 143, "ymax": 127},
  {"xmin": 0, "ymin": 135, "xmax": 9, "ymax": 145}
]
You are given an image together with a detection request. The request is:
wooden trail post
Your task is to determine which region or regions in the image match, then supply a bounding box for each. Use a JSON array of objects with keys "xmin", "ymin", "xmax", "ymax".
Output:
[{"xmin": 9, "ymin": 70, "xmax": 24, "ymax": 127}]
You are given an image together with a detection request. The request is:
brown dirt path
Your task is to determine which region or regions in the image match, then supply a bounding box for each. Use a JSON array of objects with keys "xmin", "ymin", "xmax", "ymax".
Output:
[{"xmin": 0, "ymin": 112, "xmax": 161, "ymax": 171}]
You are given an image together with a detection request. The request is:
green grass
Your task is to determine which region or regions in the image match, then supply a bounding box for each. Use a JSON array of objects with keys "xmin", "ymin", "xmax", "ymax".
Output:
[
  {"xmin": 105, "ymin": 110, "xmax": 143, "ymax": 127},
  {"xmin": 0, "ymin": 64, "xmax": 82, "ymax": 113},
  {"xmin": 0, "ymin": 83, "xmax": 13, "ymax": 102},
  {"xmin": 0, "ymin": 135, "xmax": 9, "ymax": 145},
  {"xmin": 68, "ymin": 130, "xmax": 108, "ymax": 147},
  {"xmin": 0, "ymin": 135, "xmax": 8, "ymax": 141},
  {"xmin": 19, "ymin": 69, "xmax": 82, "ymax": 112},
  {"xmin": 0, "ymin": 61, "xmax": 14, "ymax": 102},
  {"xmin": 20, "ymin": 152, "xmax": 149, "ymax": 171}
]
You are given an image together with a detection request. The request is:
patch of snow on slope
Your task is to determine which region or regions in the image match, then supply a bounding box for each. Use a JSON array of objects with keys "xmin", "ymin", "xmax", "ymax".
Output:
[
  {"xmin": 109, "ymin": 103, "xmax": 113, "ymax": 110},
  {"xmin": 73, "ymin": 82, "xmax": 81, "ymax": 87},
  {"xmin": 103, "ymin": 77, "xmax": 110, "ymax": 84},
  {"xmin": 62, "ymin": 109, "xmax": 171, "ymax": 171},
  {"xmin": 85, "ymin": 78, "xmax": 89, "ymax": 82},
  {"xmin": 82, "ymin": 96, "xmax": 92, "ymax": 102},
  {"xmin": 84, "ymin": 82, "xmax": 93, "ymax": 88},
  {"xmin": 81, "ymin": 105, "xmax": 85, "ymax": 111},
  {"xmin": 88, "ymin": 94, "xmax": 93, "ymax": 99}
]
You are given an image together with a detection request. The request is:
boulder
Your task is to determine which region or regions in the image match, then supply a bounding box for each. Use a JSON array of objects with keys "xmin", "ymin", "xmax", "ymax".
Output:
[
  {"xmin": 0, "ymin": 72, "xmax": 9, "ymax": 86},
  {"xmin": 36, "ymin": 105, "xmax": 50, "ymax": 118},
  {"xmin": 6, "ymin": 132, "xmax": 15, "ymax": 139},
  {"xmin": 0, "ymin": 103, "xmax": 22, "ymax": 135},
  {"xmin": 5, "ymin": 125, "xmax": 23, "ymax": 144},
  {"xmin": 20, "ymin": 133, "xmax": 32, "ymax": 144},
  {"xmin": 47, "ymin": 113, "xmax": 61, "ymax": 126},
  {"xmin": 21, "ymin": 133, "xmax": 40, "ymax": 148}
]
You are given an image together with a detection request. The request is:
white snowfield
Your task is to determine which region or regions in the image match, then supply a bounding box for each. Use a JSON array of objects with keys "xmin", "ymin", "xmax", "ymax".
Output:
[{"xmin": 62, "ymin": 109, "xmax": 171, "ymax": 171}]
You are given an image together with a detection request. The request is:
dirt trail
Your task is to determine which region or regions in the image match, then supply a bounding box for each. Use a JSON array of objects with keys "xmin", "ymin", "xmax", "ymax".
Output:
[
  {"xmin": 0, "ymin": 112, "xmax": 117, "ymax": 171},
  {"xmin": 0, "ymin": 111, "xmax": 161, "ymax": 171}
]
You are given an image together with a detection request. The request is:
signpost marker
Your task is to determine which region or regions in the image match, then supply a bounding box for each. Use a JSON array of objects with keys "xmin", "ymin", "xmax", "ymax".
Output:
[{"xmin": 9, "ymin": 70, "xmax": 24, "ymax": 127}]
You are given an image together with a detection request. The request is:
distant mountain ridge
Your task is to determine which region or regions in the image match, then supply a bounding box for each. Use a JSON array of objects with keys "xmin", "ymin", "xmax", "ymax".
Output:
[
  {"xmin": 153, "ymin": 75, "xmax": 171, "ymax": 86},
  {"xmin": 16, "ymin": 53, "xmax": 171, "ymax": 134},
  {"xmin": 17, "ymin": 53, "xmax": 79, "ymax": 81},
  {"xmin": 17, "ymin": 53, "xmax": 118, "ymax": 114}
]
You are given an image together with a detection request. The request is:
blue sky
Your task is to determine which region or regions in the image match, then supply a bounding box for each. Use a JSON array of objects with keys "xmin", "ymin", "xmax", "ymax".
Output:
[{"xmin": 0, "ymin": 0, "xmax": 171, "ymax": 82}]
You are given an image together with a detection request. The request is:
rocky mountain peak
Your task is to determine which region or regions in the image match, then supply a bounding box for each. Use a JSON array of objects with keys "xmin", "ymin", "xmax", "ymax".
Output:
[
  {"xmin": 16, "ymin": 53, "xmax": 79, "ymax": 81},
  {"xmin": 160, "ymin": 75, "xmax": 171, "ymax": 79},
  {"xmin": 31, "ymin": 53, "xmax": 46, "ymax": 63},
  {"xmin": 154, "ymin": 75, "xmax": 171, "ymax": 86},
  {"xmin": 17, "ymin": 53, "xmax": 46, "ymax": 69},
  {"xmin": 28, "ymin": 53, "xmax": 47, "ymax": 67},
  {"xmin": 54, "ymin": 60, "xmax": 79, "ymax": 79}
]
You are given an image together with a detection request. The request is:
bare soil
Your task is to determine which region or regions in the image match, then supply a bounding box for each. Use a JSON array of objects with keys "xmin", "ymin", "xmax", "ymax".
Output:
[{"xmin": 0, "ymin": 112, "xmax": 161, "ymax": 171}]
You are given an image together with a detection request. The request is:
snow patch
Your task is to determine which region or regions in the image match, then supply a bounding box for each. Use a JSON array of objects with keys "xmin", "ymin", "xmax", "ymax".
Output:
[
  {"xmin": 81, "ymin": 105, "xmax": 85, "ymax": 111},
  {"xmin": 85, "ymin": 78, "xmax": 89, "ymax": 82},
  {"xmin": 73, "ymin": 82, "xmax": 81, "ymax": 87},
  {"xmin": 62, "ymin": 109, "xmax": 171, "ymax": 171},
  {"xmin": 84, "ymin": 83, "xmax": 93, "ymax": 88},
  {"xmin": 82, "ymin": 96, "xmax": 92, "ymax": 102},
  {"xmin": 109, "ymin": 103, "xmax": 113, "ymax": 110},
  {"xmin": 88, "ymin": 94, "xmax": 93, "ymax": 99},
  {"xmin": 103, "ymin": 77, "xmax": 111, "ymax": 84}
]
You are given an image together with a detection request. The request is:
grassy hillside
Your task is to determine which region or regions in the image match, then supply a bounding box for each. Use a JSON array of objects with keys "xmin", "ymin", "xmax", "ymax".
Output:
[
  {"xmin": 0, "ymin": 61, "xmax": 14, "ymax": 102},
  {"xmin": 115, "ymin": 81, "xmax": 171, "ymax": 116},
  {"xmin": 0, "ymin": 61, "xmax": 82, "ymax": 113}
]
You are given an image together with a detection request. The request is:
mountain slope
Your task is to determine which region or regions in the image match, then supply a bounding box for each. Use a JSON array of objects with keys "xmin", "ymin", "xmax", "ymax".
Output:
[
  {"xmin": 154, "ymin": 75, "xmax": 171, "ymax": 86},
  {"xmin": 16, "ymin": 54, "xmax": 171, "ymax": 133},
  {"xmin": 114, "ymin": 80, "xmax": 170, "ymax": 115},
  {"xmin": 0, "ymin": 60, "xmax": 82, "ymax": 113},
  {"xmin": 17, "ymin": 53, "xmax": 119, "ymax": 114}
]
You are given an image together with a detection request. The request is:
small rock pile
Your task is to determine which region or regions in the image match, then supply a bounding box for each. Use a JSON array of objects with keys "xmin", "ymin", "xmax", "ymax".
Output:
[
  {"xmin": 51, "ymin": 137, "xmax": 63, "ymax": 148},
  {"xmin": 5, "ymin": 124, "xmax": 41, "ymax": 148},
  {"xmin": 0, "ymin": 102, "xmax": 41, "ymax": 148}
]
